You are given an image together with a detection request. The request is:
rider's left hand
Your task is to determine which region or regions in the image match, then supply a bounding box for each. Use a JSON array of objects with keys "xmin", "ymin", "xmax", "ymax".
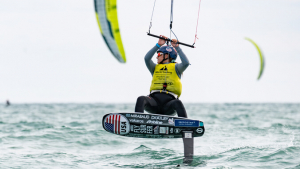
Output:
[{"xmin": 171, "ymin": 39, "xmax": 179, "ymax": 48}]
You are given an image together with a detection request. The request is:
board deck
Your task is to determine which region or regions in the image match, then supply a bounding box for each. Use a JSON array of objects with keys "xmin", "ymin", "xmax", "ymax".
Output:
[{"xmin": 102, "ymin": 113, "xmax": 205, "ymax": 138}]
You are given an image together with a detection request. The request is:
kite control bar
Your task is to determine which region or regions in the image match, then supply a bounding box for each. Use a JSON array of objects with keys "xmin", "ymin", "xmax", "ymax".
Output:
[{"xmin": 147, "ymin": 33, "xmax": 195, "ymax": 48}]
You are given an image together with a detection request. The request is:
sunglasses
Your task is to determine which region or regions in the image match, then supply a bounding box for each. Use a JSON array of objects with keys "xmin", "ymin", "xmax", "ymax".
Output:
[{"xmin": 157, "ymin": 52, "xmax": 164, "ymax": 57}]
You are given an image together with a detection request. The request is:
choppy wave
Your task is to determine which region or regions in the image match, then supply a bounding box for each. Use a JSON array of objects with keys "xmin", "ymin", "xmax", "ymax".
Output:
[{"xmin": 0, "ymin": 103, "xmax": 299, "ymax": 168}]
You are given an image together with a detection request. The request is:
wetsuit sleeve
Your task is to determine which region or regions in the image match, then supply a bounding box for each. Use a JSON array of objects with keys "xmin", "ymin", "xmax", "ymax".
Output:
[
  {"xmin": 175, "ymin": 46, "xmax": 190, "ymax": 76},
  {"xmin": 145, "ymin": 45, "xmax": 159, "ymax": 76}
]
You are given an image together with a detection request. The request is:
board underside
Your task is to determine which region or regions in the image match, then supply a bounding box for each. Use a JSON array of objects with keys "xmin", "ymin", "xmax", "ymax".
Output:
[{"xmin": 102, "ymin": 113, "xmax": 205, "ymax": 138}]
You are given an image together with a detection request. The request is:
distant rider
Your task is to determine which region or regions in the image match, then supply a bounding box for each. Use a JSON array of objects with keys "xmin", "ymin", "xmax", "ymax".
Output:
[{"xmin": 135, "ymin": 35, "xmax": 190, "ymax": 118}]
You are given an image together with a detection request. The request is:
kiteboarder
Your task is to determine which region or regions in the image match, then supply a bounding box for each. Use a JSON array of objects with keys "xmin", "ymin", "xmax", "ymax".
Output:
[
  {"xmin": 135, "ymin": 36, "xmax": 189, "ymax": 118},
  {"xmin": 6, "ymin": 100, "xmax": 10, "ymax": 106}
]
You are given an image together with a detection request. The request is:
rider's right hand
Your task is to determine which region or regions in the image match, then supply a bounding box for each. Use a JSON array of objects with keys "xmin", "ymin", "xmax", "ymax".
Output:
[{"xmin": 158, "ymin": 35, "xmax": 167, "ymax": 46}]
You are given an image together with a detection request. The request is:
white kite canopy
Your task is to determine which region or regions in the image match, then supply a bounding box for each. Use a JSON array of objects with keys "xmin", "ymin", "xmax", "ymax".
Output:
[{"xmin": 94, "ymin": 0, "xmax": 126, "ymax": 63}]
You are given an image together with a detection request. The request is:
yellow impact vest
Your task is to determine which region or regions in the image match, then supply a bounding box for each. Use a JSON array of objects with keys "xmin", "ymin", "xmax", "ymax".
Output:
[{"xmin": 150, "ymin": 63, "xmax": 182, "ymax": 97}]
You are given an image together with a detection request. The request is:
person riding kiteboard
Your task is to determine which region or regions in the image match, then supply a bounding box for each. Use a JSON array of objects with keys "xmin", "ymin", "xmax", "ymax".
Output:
[{"xmin": 135, "ymin": 35, "xmax": 190, "ymax": 118}]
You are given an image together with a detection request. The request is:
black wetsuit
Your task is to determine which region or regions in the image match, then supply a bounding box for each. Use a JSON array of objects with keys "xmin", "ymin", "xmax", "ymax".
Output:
[
  {"xmin": 134, "ymin": 45, "xmax": 190, "ymax": 118},
  {"xmin": 135, "ymin": 93, "xmax": 187, "ymax": 117}
]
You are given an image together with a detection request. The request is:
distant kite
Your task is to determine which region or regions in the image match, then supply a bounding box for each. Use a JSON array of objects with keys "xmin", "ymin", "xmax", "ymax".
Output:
[
  {"xmin": 245, "ymin": 38, "xmax": 265, "ymax": 80},
  {"xmin": 94, "ymin": 0, "xmax": 126, "ymax": 63}
]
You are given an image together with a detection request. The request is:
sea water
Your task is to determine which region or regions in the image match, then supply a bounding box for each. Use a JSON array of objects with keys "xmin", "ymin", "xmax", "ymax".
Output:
[{"xmin": 0, "ymin": 103, "xmax": 299, "ymax": 168}]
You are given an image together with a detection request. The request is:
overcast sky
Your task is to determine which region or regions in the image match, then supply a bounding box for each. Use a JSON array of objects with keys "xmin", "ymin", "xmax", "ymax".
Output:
[{"xmin": 0, "ymin": 0, "xmax": 299, "ymax": 103}]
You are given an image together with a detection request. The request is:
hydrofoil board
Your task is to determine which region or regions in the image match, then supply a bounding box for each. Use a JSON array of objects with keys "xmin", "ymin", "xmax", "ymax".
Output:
[{"xmin": 102, "ymin": 113, "xmax": 205, "ymax": 138}]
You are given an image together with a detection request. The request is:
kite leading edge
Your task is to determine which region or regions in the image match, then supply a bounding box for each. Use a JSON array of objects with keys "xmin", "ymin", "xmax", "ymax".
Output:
[
  {"xmin": 94, "ymin": 0, "xmax": 126, "ymax": 63},
  {"xmin": 245, "ymin": 38, "xmax": 265, "ymax": 80}
]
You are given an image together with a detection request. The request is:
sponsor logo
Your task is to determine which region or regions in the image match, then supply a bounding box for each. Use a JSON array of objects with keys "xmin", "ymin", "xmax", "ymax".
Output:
[
  {"xmin": 133, "ymin": 125, "xmax": 140, "ymax": 133},
  {"xmin": 146, "ymin": 120, "xmax": 163, "ymax": 125},
  {"xmin": 168, "ymin": 118, "xmax": 174, "ymax": 124},
  {"xmin": 130, "ymin": 114, "xmax": 150, "ymax": 119},
  {"xmin": 147, "ymin": 126, "xmax": 153, "ymax": 134},
  {"xmin": 126, "ymin": 114, "xmax": 131, "ymax": 117},
  {"xmin": 159, "ymin": 127, "xmax": 169, "ymax": 134},
  {"xmin": 166, "ymin": 47, "xmax": 172, "ymax": 52},
  {"xmin": 104, "ymin": 114, "xmax": 130, "ymax": 135},
  {"xmin": 174, "ymin": 128, "xmax": 181, "ymax": 134},
  {"xmin": 140, "ymin": 125, "xmax": 147, "ymax": 133},
  {"xmin": 157, "ymin": 72, "xmax": 172, "ymax": 74},
  {"xmin": 129, "ymin": 119, "xmax": 144, "ymax": 123},
  {"xmin": 174, "ymin": 120, "xmax": 200, "ymax": 127},
  {"xmin": 160, "ymin": 66, "xmax": 168, "ymax": 70},
  {"xmin": 151, "ymin": 116, "xmax": 168, "ymax": 121},
  {"xmin": 196, "ymin": 128, "xmax": 203, "ymax": 134}
]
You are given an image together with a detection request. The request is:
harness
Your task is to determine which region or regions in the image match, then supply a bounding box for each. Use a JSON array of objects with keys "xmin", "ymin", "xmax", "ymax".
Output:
[{"xmin": 150, "ymin": 90, "xmax": 178, "ymax": 99}]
